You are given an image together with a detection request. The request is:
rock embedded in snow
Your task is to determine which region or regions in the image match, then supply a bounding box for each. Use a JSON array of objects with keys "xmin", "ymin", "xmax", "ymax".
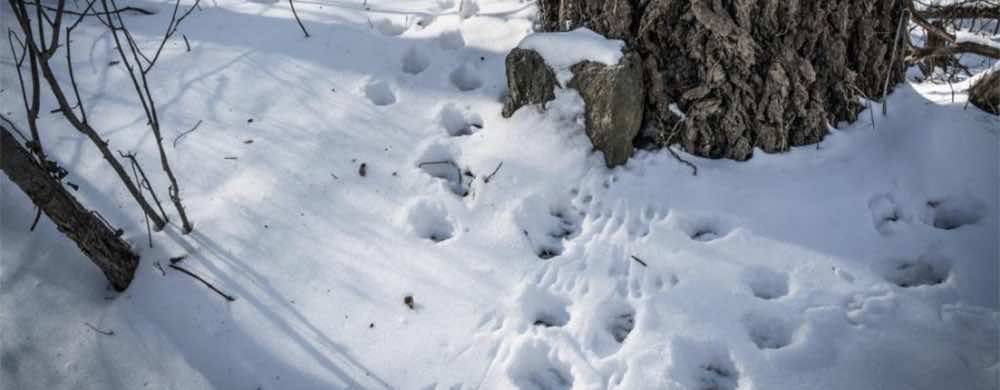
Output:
[
  {"xmin": 568, "ymin": 52, "xmax": 644, "ymax": 167},
  {"xmin": 502, "ymin": 29, "xmax": 644, "ymax": 167},
  {"xmin": 501, "ymin": 48, "xmax": 558, "ymax": 118}
]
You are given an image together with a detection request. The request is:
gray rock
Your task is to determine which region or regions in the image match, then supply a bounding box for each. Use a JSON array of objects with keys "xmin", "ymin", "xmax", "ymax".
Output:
[
  {"xmin": 568, "ymin": 52, "xmax": 645, "ymax": 167},
  {"xmin": 970, "ymin": 70, "xmax": 1000, "ymax": 115},
  {"xmin": 501, "ymin": 48, "xmax": 558, "ymax": 118}
]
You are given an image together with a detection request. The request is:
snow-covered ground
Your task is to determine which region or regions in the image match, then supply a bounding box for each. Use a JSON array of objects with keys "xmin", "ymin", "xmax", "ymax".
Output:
[{"xmin": 1, "ymin": 1, "xmax": 998, "ymax": 389}]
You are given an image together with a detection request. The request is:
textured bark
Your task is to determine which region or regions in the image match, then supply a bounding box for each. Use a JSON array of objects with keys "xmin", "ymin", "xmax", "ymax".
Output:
[
  {"xmin": 970, "ymin": 70, "xmax": 1000, "ymax": 115},
  {"xmin": 1, "ymin": 124, "xmax": 139, "ymax": 291},
  {"xmin": 537, "ymin": 0, "xmax": 908, "ymax": 160}
]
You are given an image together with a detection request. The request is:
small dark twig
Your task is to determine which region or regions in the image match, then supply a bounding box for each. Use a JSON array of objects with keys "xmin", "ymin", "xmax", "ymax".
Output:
[
  {"xmin": 84, "ymin": 322, "xmax": 115, "ymax": 335},
  {"xmin": 483, "ymin": 161, "xmax": 503, "ymax": 183},
  {"xmin": 119, "ymin": 151, "xmax": 169, "ymax": 229},
  {"xmin": 289, "ymin": 0, "xmax": 310, "ymax": 37},
  {"xmin": 169, "ymin": 264, "xmax": 236, "ymax": 302},
  {"xmin": 664, "ymin": 122, "xmax": 698, "ymax": 176},
  {"xmin": 153, "ymin": 261, "xmax": 166, "ymax": 276},
  {"xmin": 182, "ymin": 34, "xmax": 190, "ymax": 52},
  {"xmin": 172, "ymin": 119, "xmax": 201, "ymax": 148},
  {"xmin": 29, "ymin": 208, "xmax": 42, "ymax": 231},
  {"xmin": 630, "ymin": 255, "xmax": 648, "ymax": 267},
  {"xmin": 169, "ymin": 254, "xmax": 187, "ymax": 264}
]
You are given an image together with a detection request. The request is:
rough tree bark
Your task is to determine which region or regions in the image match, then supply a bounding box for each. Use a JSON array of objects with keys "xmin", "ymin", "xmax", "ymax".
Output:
[
  {"xmin": 1, "ymin": 124, "xmax": 139, "ymax": 291},
  {"xmin": 970, "ymin": 69, "xmax": 1000, "ymax": 115},
  {"xmin": 537, "ymin": 0, "xmax": 908, "ymax": 160}
]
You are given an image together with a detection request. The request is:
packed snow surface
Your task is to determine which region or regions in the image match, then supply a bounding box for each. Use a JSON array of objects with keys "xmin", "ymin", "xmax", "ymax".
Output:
[{"xmin": 1, "ymin": 1, "xmax": 998, "ymax": 389}]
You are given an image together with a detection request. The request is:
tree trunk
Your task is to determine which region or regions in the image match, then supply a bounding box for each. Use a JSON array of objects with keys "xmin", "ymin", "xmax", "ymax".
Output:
[
  {"xmin": 970, "ymin": 69, "xmax": 1000, "ymax": 115},
  {"xmin": 1, "ymin": 123, "xmax": 139, "ymax": 291},
  {"xmin": 537, "ymin": 0, "xmax": 908, "ymax": 160}
]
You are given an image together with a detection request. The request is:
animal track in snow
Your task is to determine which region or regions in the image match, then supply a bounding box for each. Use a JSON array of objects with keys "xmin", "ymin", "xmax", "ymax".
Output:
[
  {"xmin": 520, "ymin": 204, "xmax": 583, "ymax": 260},
  {"xmin": 868, "ymin": 193, "xmax": 902, "ymax": 235},
  {"xmin": 438, "ymin": 29, "xmax": 465, "ymax": 50},
  {"xmin": 742, "ymin": 312, "xmax": 796, "ymax": 350},
  {"xmin": 517, "ymin": 285, "xmax": 571, "ymax": 328},
  {"xmin": 742, "ymin": 267, "xmax": 789, "ymax": 300},
  {"xmin": 405, "ymin": 200, "xmax": 455, "ymax": 243},
  {"xmin": 449, "ymin": 64, "xmax": 482, "ymax": 91},
  {"xmin": 506, "ymin": 339, "xmax": 573, "ymax": 390},
  {"xmin": 401, "ymin": 47, "xmax": 430, "ymax": 75},
  {"xmin": 671, "ymin": 339, "xmax": 741, "ymax": 390},
  {"xmin": 416, "ymin": 144, "xmax": 471, "ymax": 197},
  {"xmin": 363, "ymin": 79, "xmax": 396, "ymax": 106},
  {"xmin": 879, "ymin": 253, "xmax": 951, "ymax": 288},
  {"xmin": 669, "ymin": 214, "xmax": 733, "ymax": 242},
  {"xmin": 607, "ymin": 303, "xmax": 635, "ymax": 344},
  {"xmin": 438, "ymin": 104, "xmax": 483, "ymax": 136},
  {"xmin": 923, "ymin": 193, "xmax": 986, "ymax": 230}
]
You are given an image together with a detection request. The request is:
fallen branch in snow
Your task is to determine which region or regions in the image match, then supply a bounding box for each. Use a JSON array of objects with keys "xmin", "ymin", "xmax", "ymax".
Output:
[
  {"xmin": 289, "ymin": 0, "xmax": 310, "ymax": 38},
  {"xmin": 630, "ymin": 255, "xmax": 648, "ymax": 267},
  {"xmin": 169, "ymin": 264, "xmax": 236, "ymax": 302},
  {"xmin": 906, "ymin": 1, "xmax": 1000, "ymax": 61},
  {"xmin": 83, "ymin": 322, "xmax": 115, "ymax": 336}
]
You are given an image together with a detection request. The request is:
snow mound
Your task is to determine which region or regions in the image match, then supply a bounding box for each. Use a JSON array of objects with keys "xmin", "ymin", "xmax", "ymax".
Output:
[{"xmin": 518, "ymin": 28, "xmax": 625, "ymax": 69}]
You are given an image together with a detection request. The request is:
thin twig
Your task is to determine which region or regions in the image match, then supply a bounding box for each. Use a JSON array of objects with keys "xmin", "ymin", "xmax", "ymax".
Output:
[
  {"xmin": 664, "ymin": 120, "xmax": 698, "ymax": 176},
  {"xmin": 630, "ymin": 255, "xmax": 648, "ymax": 267},
  {"xmin": 169, "ymin": 264, "xmax": 236, "ymax": 302},
  {"xmin": 483, "ymin": 161, "xmax": 503, "ymax": 183},
  {"xmin": 289, "ymin": 0, "xmax": 310, "ymax": 37},
  {"xmin": 882, "ymin": 8, "xmax": 910, "ymax": 115},
  {"xmin": 126, "ymin": 152, "xmax": 153, "ymax": 248},
  {"xmin": 172, "ymin": 119, "xmax": 201, "ymax": 148},
  {"xmin": 83, "ymin": 322, "xmax": 115, "ymax": 335}
]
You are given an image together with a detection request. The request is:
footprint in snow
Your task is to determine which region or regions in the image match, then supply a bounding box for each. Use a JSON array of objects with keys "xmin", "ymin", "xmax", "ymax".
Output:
[
  {"xmin": 416, "ymin": 143, "xmax": 471, "ymax": 197},
  {"xmin": 373, "ymin": 17, "xmax": 408, "ymax": 36},
  {"xmin": 742, "ymin": 312, "xmax": 797, "ymax": 350},
  {"xmin": 868, "ymin": 193, "xmax": 903, "ymax": 235},
  {"xmin": 922, "ymin": 193, "xmax": 986, "ymax": 231},
  {"xmin": 742, "ymin": 267, "xmax": 790, "ymax": 300},
  {"xmin": 450, "ymin": 63, "xmax": 482, "ymax": 92},
  {"xmin": 438, "ymin": 29, "xmax": 465, "ymax": 50},
  {"xmin": 669, "ymin": 338, "xmax": 741, "ymax": 390},
  {"xmin": 438, "ymin": 103, "xmax": 483, "ymax": 136},
  {"xmin": 401, "ymin": 46, "xmax": 430, "ymax": 75},
  {"xmin": 668, "ymin": 213, "xmax": 734, "ymax": 243},
  {"xmin": 363, "ymin": 79, "xmax": 396, "ymax": 106},
  {"xmin": 878, "ymin": 253, "xmax": 951, "ymax": 288},
  {"xmin": 520, "ymin": 203, "xmax": 583, "ymax": 260},
  {"xmin": 505, "ymin": 339, "xmax": 574, "ymax": 390},
  {"xmin": 405, "ymin": 199, "xmax": 455, "ymax": 243}
]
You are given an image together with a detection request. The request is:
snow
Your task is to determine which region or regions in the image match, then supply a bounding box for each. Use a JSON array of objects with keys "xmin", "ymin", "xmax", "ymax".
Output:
[
  {"xmin": 518, "ymin": 28, "xmax": 625, "ymax": 69},
  {"xmin": 1, "ymin": 1, "xmax": 998, "ymax": 389},
  {"xmin": 955, "ymin": 30, "xmax": 1000, "ymax": 49}
]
